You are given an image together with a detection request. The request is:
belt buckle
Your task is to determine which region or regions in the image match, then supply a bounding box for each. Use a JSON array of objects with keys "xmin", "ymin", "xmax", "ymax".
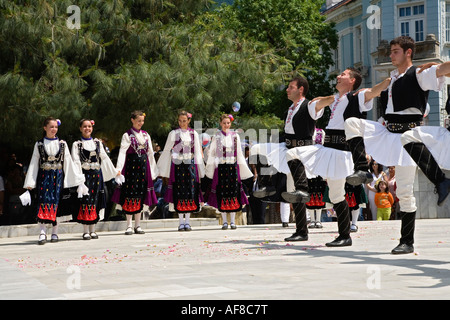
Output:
[{"xmin": 285, "ymin": 139, "xmax": 291, "ymax": 147}]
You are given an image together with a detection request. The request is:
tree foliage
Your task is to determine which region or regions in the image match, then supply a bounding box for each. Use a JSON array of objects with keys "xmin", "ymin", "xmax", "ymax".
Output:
[
  {"xmin": 0, "ymin": 0, "xmax": 292, "ymax": 160},
  {"xmin": 216, "ymin": 0, "xmax": 338, "ymax": 117}
]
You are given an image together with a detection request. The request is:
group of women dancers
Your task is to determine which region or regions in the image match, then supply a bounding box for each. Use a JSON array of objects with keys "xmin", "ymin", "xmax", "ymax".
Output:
[{"xmin": 22, "ymin": 110, "xmax": 251, "ymax": 244}]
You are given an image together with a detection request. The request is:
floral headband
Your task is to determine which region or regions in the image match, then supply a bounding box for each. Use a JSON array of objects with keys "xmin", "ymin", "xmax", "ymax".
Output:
[
  {"xmin": 187, "ymin": 112, "xmax": 192, "ymax": 119},
  {"xmin": 228, "ymin": 114, "xmax": 234, "ymax": 122},
  {"xmin": 90, "ymin": 120, "xmax": 95, "ymax": 126},
  {"xmin": 56, "ymin": 119, "xmax": 61, "ymax": 126}
]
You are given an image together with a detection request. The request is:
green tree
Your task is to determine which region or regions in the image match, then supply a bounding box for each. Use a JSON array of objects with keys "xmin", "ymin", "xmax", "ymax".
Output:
[
  {"xmin": 216, "ymin": 0, "xmax": 338, "ymax": 119},
  {"xmin": 0, "ymin": 0, "xmax": 292, "ymax": 161}
]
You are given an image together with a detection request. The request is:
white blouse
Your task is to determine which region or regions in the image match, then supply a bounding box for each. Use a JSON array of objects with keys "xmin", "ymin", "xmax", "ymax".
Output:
[
  {"xmin": 71, "ymin": 138, "xmax": 117, "ymax": 182},
  {"xmin": 205, "ymin": 130, "xmax": 253, "ymax": 180},
  {"xmin": 115, "ymin": 129, "xmax": 158, "ymax": 179},
  {"xmin": 24, "ymin": 138, "xmax": 85, "ymax": 189},
  {"xmin": 157, "ymin": 128, "xmax": 205, "ymax": 179}
]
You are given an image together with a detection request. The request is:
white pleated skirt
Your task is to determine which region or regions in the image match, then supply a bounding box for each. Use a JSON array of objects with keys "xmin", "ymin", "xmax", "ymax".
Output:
[
  {"xmin": 361, "ymin": 120, "xmax": 416, "ymax": 167},
  {"xmin": 249, "ymin": 143, "xmax": 290, "ymax": 174},
  {"xmin": 286, "ymin": 145, "xmax": 353, "ymax": 180},
  {"xmin": 411, "ymin": 126, "xmax": 450, "ymax": 170}
]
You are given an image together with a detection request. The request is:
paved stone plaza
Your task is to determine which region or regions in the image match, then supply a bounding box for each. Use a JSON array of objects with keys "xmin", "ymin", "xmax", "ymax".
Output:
[{"xmin": 2, "ymin": 218, "xmax": 450, "ymax": 301}]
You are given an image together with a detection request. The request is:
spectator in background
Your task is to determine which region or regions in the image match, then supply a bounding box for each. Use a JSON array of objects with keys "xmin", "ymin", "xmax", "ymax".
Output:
[
  {"xmin": 5, "ymin": 164, "xmax": 27, "ymax": 225},
  {"xmin": 366, "ymin": 159, "xmax": 385, "ymax": 220},
  {"xmin": 385, "ymin": 166, "xmax": 398, "ymax": 219},
  {"xmin": 375, "ymin": 180, "xmax": 394, "ymax": 220}
]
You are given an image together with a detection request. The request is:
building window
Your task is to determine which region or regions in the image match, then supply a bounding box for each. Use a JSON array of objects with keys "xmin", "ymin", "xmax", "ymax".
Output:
[
  {"xmin": 398, "ymin": 4, "xmax": 424, "ymax": 42},
  {"xmin": 354, "ymin": 26, "xmax": 362, "ymax": 63}
]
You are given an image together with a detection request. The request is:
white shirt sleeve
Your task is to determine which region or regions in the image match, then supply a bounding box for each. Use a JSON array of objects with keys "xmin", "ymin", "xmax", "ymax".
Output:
[
  {"xmin": 115, "ymin": 133, "xmax": 131, "ymax": 173},
  {"xmin": 71, "ymin": 141, "xmax": 82, "ymax": 172},
  {"xmin": 62, "ymin": 141, "xmax": 85, "ymax": 188},
  {"xmin": 23, "ymin": 142, "xmax": 40, "ymax": 189},
  {"xmin": 307, "ymin": 101, "xmax": 325, "ymax": 120},
  {"xmin": 205, "ymin": 134, "xmax": 218, "ymax": 179},
  {"xmin": 235, "ymin": 134, "xmax": 253, "ymax": 180},
  {"xmin": 145, "ymin": 133, "xmax": 159, "ymax": 179},
  {"xmin": 98, "ymin": 141, "xmax": 118, "ymax": 182},
  {"xmin": 193, "ymin": 131, "xmax": 206, "ymax": 178},
  {"xmin": 157, "ymin": 130, "xmax": 176, "ymax": 178},
  {"xmin": 358, "ymin": 89, "xmax": 373, "ymax": 112},
  {"xmin": 416, "ymin": 65, "xmax": 445, "ymax": 92}
]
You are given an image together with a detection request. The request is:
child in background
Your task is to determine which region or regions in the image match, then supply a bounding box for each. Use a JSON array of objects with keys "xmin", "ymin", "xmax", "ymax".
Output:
[{"xmin": 374, "ymin": 180, "xmax": 394, "ymax": 221}]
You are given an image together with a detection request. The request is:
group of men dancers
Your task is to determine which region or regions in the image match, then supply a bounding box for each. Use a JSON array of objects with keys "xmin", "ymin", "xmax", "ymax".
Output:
[{"xmin": 250, "ymin": 36, "xmax": 450, "ymax": 255}]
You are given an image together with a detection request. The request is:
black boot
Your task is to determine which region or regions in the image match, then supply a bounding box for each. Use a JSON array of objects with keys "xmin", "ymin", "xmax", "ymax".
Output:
[
  {"xmin": 326, "ymin": 200, "xmax": 352, "ymax": 247},
  {"xmin": 252, "ymin": 154, "xmax": 277, "ymax": 198},
  {"xmin": 284, "ymin": 202, "xmax": 308, "ymax": 241},
  {"xmin": 346, "ymin": 137, "xmax": 373, "ymax": 186},
  {"xmin": 391, "ymin": 211, "xmax": 416, "ymax": 254},
  {"xmin": 281, "ymin": 159, "xmax": 310, "ymax": 203},
  {"xmin": 404, "ymin": 142, "xmax": 450, "ymax": 206}
]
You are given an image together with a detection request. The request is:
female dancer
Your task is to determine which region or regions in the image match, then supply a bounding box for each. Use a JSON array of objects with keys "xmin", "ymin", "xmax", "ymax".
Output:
[
  {"xmin": 23, "ymin": 117, "xmax": 88, "ymax": 244},
  {"xmin": 205, "ymin": 114, "xmax": 253, "ymax": 229},
  {"xmin": 71, "ymin": 119, "xmax": 118, "ymax": 240},
  {"xmin": 111, "ymin": 110, "xmax": 158, "ymax": 235},
  {"xmin": 157, "ymin": 110, "xmax": 205, "ymax": 231}
]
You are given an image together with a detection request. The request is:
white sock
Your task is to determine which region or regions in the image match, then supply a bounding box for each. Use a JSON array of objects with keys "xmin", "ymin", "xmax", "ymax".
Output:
[
  {"xmin": 179, "ymin": 214, "xmax": 184, "ymax": 225},
  {"xmin": 83, "ymin": 225, "xmax": 89, "ymax": 234},
  {"xmin": 126, "ymin": 215, "xmax": 133, "ymax": 228},
  {"xmin": 185, "ymin": 213, "xmax": 190, "ymax": 225},
  {"xmin": 280, "ymin": 202, "xmax": 290, "ymax": 223},
  {"xmin": 306, "ymin": 209, "xmax": 313, "ymax": 221},
  {"xmin": 134, "ymin": 212, "xmax": 141, "ymax": 228},
  {"xmin": 39, "ymin": 223, "xmax": 46, "ymax": 235},
  {"xmin": 89, "ymin": 224, "xmax": 95, "ymax": 233},
  {"xmin": 230, "ymin": 212, "xmax": 236, "ymax": 224},
  {"xmin": 51, "ymin": 224, "xmax": 58, "ymax": 235},
  {"xmin": 221, "ymin": 212, "xmax": 228, "ymax": 224},
  {"xmin": 351, "ymin": 209, "xmax": 359, "ymax": 225}
]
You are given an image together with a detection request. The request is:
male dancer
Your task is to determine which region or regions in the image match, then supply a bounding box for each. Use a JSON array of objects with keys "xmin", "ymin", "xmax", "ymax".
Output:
[
  {"xmin": 400, "ymin": 63, "xmax": 450, "ymax": 207},
  {"xmin": 283, "ymin": 68, "xmax": 390, "ymax": 247},
  {"xmin": 344, "ymin": 36, "xmax": 447, "ymax": 254},
  {"xmin": 250, "ymin": 76, "xmax": 322, "ymax": 241}
]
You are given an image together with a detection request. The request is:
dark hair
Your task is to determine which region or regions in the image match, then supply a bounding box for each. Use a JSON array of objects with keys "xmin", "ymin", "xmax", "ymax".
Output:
[
  {"xmin": 79, "ymin": 118, "xmax": 93, "ymax": 127},
  {"xmin": 178, "ymin": 110, "xmax": 192, "ymax": 119},
  {"xmin": 290, "ymin": 76, "xmax": 309, "ymax": 96},
  {"xmin": 346, "ymin": 67, "xmax": 362, "ymax": 91},
  {"xmin": 390, "ymin": 36, "xmax": 415, "ymax": 59},
  {"xmin": 42, "ymin": 117, "xmax": 58, "ymax": 137},
  {"xmin": 375, "ymin": 180, "xmax": 389, "ymax": 193},
  {"xmin": 369, "ymin": 159, "xmax": 384, "ymax": 174},
  {"xmin": 131, "ymin": 110, "xmax": 145, "ymax": 119}
]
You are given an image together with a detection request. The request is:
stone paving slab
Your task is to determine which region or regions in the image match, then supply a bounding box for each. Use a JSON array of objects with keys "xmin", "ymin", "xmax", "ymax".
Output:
[{"xmin": 2, "ymin": 219, "xmax": 450, "ymax": 304}]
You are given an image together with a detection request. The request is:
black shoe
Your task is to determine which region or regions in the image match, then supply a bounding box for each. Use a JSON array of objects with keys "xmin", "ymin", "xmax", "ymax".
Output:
[
  {"xmin": 346, "ymin": 170, "xmax": 373, "ymax": 186},
  {"xmin": 325, "ymin": 236, "xmax": 352, "ymax": 247},
  {"xmin": 50, "ymin": 234, "xmax": 59, "ymax": 243},
  {"xmin": 90, "ymin": 232, "xmax": 98, "ymax": 239},
  {"xmin": 38, "ymin": 234, "xmax": 47, "ymax": 245},
  {"xmin": 284, "ymin": 232, "xmax": 308, "ymax": 242},
  {"xmin": 282, "ymin": 222, "xmax": 289, "ymax": 228},
  {"xmin": 253, "ymin": 186, "xmax": 276, "ymax": 198},
  {"xmin": 281, "ymin": 190, "xmax": 310, "ymax": 203},
  {"xmin": 391, "ymin": 243, "xmax": 414, "ymax": 254},
  {"xmin": 134, "ymin": 226, "xmax": 145, "ymax": 234},
  {"xmin": 437, "ymin": 178, "xmax": 450, "ymax": 206},
  {"xmin": 82, "ymin": 233, "xmax": 91, "ymax": 240}
]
